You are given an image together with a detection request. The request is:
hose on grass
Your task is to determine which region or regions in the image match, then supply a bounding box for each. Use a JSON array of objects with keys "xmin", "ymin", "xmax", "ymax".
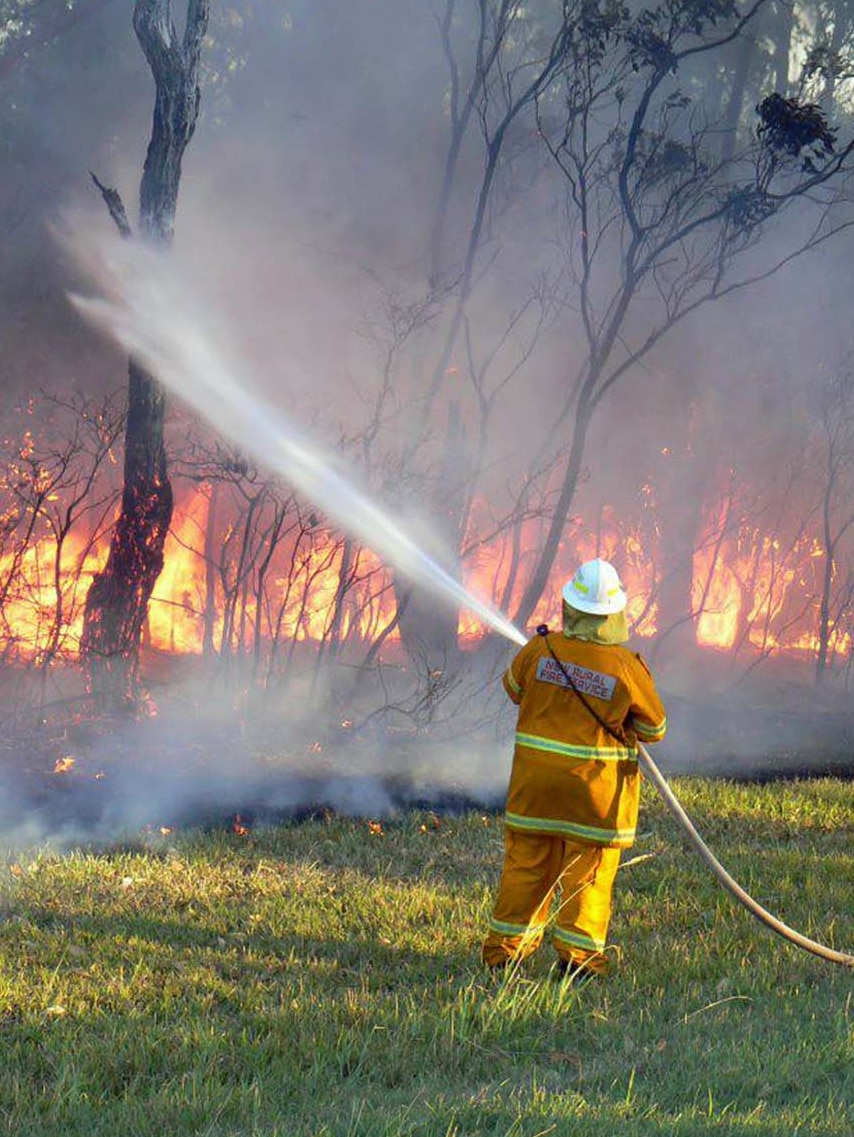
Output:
[{"xmin": 637, "ymin": 742, "xmax": 854, "ymax": 968}]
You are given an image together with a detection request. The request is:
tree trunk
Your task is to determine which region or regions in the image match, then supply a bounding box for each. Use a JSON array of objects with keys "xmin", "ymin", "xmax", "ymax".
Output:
[
  {"xmin": 822, "ymin": 3, "xmax": 850, "ymax": 113},
  {"xmin": 512, "ymin": 398, "xmax": 594, "ymax": 631},
  {"xmin": 768, "ymin": 0, "xmax": 795, "ymax": 96},
  {"xmin": 82, "ymin": 0, "xmax": 209, "ymax": 711},
  {"xmin": 82, "ymin": 361, "xmax": 173, "ymax": 703},
  {"xmin": 816, "ymin": 474, "xmax": 837, "ymax": 684},
  {"xmin": 720, "ymin": 30, "xmax": 757, "ymax": 164}
]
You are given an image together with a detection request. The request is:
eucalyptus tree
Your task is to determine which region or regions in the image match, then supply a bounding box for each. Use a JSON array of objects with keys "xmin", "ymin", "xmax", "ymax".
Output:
[
  {"xmin": 80, "ymin": 0, "xmax": 210, "ymax": 710},
  {"xmin": 365, "ymin": 0, "xmax": 853, "ymax": 668},
  {"xmin": 503, "ymin": 0, "xmax": 854, "ymax": 634},
  {"xmin": 280, "ymin": 0, "xmax": 852, "ymax": 673}
]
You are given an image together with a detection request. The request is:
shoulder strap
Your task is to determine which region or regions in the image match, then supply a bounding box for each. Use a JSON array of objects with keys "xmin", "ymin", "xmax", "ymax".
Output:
[{"xmin": 536, "ymin": 624, "xmax": 629, "ymax": 747}]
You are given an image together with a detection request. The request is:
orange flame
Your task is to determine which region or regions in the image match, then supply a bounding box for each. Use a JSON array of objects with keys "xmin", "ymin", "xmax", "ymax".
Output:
[{"xmin": 1, "ymin": 469, "xmax": 849, "ymax": 669}]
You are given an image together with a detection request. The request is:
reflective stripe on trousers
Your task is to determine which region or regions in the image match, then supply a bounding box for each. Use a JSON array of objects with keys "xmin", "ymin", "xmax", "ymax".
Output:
[{"xmin": 482, "ymin": 828, "xmax": 621, "ymax": 973}]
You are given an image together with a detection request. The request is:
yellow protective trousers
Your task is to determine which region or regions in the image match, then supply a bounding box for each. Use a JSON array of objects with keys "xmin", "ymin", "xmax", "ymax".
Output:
[{"xmin": 482, "ymin": 828, "xmax": 621, "ymax": 973}]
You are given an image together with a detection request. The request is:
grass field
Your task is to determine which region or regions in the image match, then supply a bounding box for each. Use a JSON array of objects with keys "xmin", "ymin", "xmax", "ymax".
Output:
[{"xmin": 0, "ymin": 777, "xmax": 851, "ymax": 1136}]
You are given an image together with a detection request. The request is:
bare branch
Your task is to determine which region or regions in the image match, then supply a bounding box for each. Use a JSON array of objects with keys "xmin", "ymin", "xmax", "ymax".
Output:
[{"xmin": 89, "ymin": 172, "xmax": 132, "ymax": 238}]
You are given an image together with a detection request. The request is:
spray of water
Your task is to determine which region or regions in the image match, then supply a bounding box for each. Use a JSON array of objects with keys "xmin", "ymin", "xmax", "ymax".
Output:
[{"xmin": 68, "ymin": 234, "xmax": 529, "ymax": 650}]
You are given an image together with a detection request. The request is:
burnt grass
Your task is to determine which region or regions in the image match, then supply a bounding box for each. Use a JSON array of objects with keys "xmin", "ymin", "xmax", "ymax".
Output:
[{"xmin": 1, "ymin": 678, "xmax": 852, "ymax": 842}]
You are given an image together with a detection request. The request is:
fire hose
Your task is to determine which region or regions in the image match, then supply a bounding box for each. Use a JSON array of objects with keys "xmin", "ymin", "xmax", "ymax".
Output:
[
  {"xmin": 637, "ymin": 741, "xmax": 854, "ymax": 968},
  {"xmin": 536, "ymin": 626, "xmax": 852, "ymax": 967}
]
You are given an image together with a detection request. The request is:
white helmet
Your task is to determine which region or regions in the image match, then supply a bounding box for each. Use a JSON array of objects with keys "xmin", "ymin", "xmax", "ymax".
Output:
[{"xmin": 562, "ymin": 558, "xmax": 627, "ymax": 615}]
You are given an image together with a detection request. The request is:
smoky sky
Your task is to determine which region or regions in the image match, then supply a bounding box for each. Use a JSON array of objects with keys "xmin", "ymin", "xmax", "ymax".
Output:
[
  {"xmin": 4, "ymin": 3, "xmax": 850, "ymax": 437},
  {"xmin": 4, "ymin": 1, "xmax": 854, "ymax": 679}
]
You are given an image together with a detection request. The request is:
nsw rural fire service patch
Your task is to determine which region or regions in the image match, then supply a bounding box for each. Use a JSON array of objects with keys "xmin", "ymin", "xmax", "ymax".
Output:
[{"xmin": 535, "ymin": 657, "xmax": 616, "ymax": 701}]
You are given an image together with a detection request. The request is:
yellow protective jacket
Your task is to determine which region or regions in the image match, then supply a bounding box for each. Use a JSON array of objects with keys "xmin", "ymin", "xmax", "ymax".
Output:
[{"xmin": 502, "ymin": 632, "xmax": 667, "ymax": 848}]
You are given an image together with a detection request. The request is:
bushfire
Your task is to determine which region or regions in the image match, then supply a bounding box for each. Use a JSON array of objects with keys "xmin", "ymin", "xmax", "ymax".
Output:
[{"xmin": 0, "ymin": 474, "xmax": 849, "ymax": 674}]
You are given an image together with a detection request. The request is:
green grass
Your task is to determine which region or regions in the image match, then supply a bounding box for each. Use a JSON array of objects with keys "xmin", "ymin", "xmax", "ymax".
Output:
[{"xmin": 0, "ymin": 778, "xmax": 851, "ymax": 1136}]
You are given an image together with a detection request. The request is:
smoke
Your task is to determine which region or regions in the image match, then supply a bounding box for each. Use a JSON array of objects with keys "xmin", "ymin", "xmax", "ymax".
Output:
[
  {"xmin": 3, "ymin": 0, "xmax": 854, "ymax": 841},
  {"xmin": 0, "ymin": 662, "xmax": 516, "ymax": 849}
]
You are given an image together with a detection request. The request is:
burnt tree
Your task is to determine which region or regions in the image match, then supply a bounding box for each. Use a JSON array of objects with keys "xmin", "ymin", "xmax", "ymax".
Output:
[{"xmin": 82, "ymin": 0, "xmax": 209, "ymax": 710}]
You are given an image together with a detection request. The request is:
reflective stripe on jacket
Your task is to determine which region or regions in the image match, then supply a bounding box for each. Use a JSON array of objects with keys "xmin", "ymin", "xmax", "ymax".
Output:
[{"xmin": 501, "ymin": 634, "xmax": 667, "ymax": 848}]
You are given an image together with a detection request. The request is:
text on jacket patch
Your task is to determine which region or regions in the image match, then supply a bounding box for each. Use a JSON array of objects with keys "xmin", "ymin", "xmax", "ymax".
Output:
[{"xmin": 535, "ymin": 657, "xmax": 617, "ymax": 701}]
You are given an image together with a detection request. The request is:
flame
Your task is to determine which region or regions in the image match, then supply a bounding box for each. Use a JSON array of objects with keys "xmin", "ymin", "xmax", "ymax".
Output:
[
  {"xmin": 144, "ymin": 486, "xmax": 402, "ymax": 655},
  {"xmin": 1, "ymin": 451, "xmax": 849, "ymax": 670},
  {"xmin": 53, "ymin": 756, "xmax": 76, "ymax": 774},
  {"xmin": 147, "ymin": 487, "xmax": 210, "ymax": 654},
  {"xmin": 458, "ymin": 501, "xmax": 658, "ymax": 641},
  {"xmin": 0, "ymin": 528, "xmax": 107, "ymax": 664},
  {"xmin": 691, "ymin": 511, "xmax": 849, "ymax": 658}
]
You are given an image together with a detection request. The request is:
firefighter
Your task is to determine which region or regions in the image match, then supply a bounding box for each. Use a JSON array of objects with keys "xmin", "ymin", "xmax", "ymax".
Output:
[{"xmin": 482, "ymin": 557, "xmax": 667, "ymax": 980}]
